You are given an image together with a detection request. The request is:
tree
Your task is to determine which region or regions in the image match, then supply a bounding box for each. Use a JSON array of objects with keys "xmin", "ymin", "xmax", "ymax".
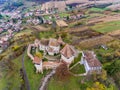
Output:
[
  {"xmin": 55, "ymin": 62, "xmax": 71, "ymax": 81},
  {"xmin": 105, "ymin": 60, "xmax": 120, "ymax": 75},
  {"xmin": 35, "ymin": 52, "xmax": 43, "ymax": 59},
  {"xmin": 100, "ymin": 69, "xmax": 107, "ymax": 81},
  {"xmin": 0, "ymin": 14, "xmax": 3, "ymax": 19},
  {"xmin": 87, "ymin": 82, "xmax": 106, "ymax": 90}
]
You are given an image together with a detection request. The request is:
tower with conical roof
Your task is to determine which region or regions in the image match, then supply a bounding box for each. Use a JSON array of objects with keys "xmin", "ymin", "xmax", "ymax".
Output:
[{"xmin": 60, "ymin": 44, "xmax": 76, "ymax": 64}]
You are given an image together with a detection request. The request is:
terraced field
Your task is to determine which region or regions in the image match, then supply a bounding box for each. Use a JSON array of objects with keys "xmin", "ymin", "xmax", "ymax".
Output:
[{"xmin": 91, "ymin": 20, "xmax": 120, "ymax": 33}]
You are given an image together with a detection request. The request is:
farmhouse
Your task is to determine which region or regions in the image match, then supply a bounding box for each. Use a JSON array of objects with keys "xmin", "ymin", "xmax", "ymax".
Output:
[{"xmin": 80, "ymin": 51, "xmax": 102, "ymax": 74}]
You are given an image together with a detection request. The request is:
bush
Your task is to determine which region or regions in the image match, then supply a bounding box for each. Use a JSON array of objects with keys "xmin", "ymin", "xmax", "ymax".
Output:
[{"xmin": 12, "ymin": 45, "xmax": 20, "ymax": 51}]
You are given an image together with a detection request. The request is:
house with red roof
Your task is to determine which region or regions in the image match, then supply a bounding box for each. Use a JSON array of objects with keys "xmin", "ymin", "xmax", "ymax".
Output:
[
  {"xmin": 47, "ymin": 38, "xmax": 60, "ymax": 55},
  {"xmin": 60, "ymin": 44, "xmax": 76, "ymax": 64},
  {"xmin": 0, "ymin": 28, "xmax": 3, "ymax": 33},
  {"xmin": 33, "ymin": 56, "xmax": 43, "ymax": 73},
  {"xmin": 80, "ymin": 51, "xmax": 102, "ymax": 74},
  {"xmin": 39, "ymin": 37, "xmax": 64, "ymax": 55}
]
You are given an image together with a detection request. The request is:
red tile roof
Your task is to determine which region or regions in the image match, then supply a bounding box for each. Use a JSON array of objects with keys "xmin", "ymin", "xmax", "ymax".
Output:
[
  {"xmin": 40, "ymin": 39, "xmax": 49, "ymax": 46},
  {"xmin": 33, "ymin": 56, "xmax": 42, "ymax": 64},
  {"xmin": 83, "ymin": 51, "xmax": 102, "ymax": 67},
  {"xmin": 57, "ymin": 36, "xmax": 65, "ymax": 45},
  {"xmin": 49, "ymin": 38, "xmax": 59, "ymax": 47},
  {"xmin": 60, "ymin": 44, "xmax": 75, "ymax": 58}
]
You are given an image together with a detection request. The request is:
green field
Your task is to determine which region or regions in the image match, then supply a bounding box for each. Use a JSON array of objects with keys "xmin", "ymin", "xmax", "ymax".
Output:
[
  {"xmin": 48, "ymin": 76, "xmax": 93, "ymax": 90},
  {"xmin": 24, "ymin": 53, "xmax": 48, "ymax": 90},
  {"xmin": 70, "ymin": 64, "xmax": 86, "ymax": 74},
  {"xmin": 59, "ymin": 12, "xmax": 70, "ymax": 18},
  {"xmin": 89, "ymin": 7, "xmax": 108, "ymax": 12},
  {"xmin": 0, "ymin": 55, "xmax": 23, "ymax": 90},
  {"xmin": 91, "ymin": 21, "xmax": 120, "ymax": 33}
]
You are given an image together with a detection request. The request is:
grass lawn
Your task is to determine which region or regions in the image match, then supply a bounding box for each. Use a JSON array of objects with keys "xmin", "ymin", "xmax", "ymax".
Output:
[
  {"xmin": 70, "ymin": 53, "xmax": 82, "ymax": 67},
  {"xmin": 39, "ymin": 30, "xmax": 56, "ymax": 39},
  {"xmin": 91, "ymin": 21, "xmax": 120, "ymax": 33},
  {"xmin": 44, "ymin": 15, "xmax": 50, "ymax": 20},
  {"xmin": 0, "ymin": 76, "xmax": 7, "ymax": 90},
  {"xmin": 70, "ymin": 64, "xmax": 86, "ymax": 74},
  {"xmin": 0, "ymin": 55, "xmax": 23, "ymax": 90},
  {"xmin": 48, "ymin": 76, "xmax": 93, "ymax": 90},
  {"xmin": 24, "ymin": 53, "xmax": 49, "ymax": 90},
  {"xmin": 59, "ymin": 12, "xmax": 70, "ymax": 18},
  {"xmin": 89, "ymin": 7, "xmax": 108, "ymax": 12},
  {"xmin": 14, "ymin": 29, "xmax": 32, "ymax": 38}
]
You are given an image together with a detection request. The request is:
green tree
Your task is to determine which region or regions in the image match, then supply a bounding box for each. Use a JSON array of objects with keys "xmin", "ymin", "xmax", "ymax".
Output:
[{"xmin": 105, "ymin": 60, "xmax": 120, "ymax": 75}]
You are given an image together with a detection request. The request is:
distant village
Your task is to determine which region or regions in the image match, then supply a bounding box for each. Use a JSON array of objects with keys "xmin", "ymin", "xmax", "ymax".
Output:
[{"xmin": 0, "ymin": 1, "xmax": 86, "ymax": 54}]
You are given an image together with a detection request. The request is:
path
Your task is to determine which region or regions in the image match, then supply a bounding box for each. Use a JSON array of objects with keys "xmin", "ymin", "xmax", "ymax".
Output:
[
  {"xmin": 39, "ymin": 69, "xmax": 56, "ymax": 90},
  {"xmin": 22, "ymin": 48, "xmax": 31, "ymax": 90},
  {"xmin": 71, "ymin": 72, "xmax": 87, "ymax": 77}
]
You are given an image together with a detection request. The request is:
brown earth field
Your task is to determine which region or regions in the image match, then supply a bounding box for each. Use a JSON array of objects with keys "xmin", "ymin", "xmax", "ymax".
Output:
[
  {"xmin": 69, "ymin": 28, "xmax": 103, "ymax": 46},
  {"xmin": 107, "ymin": 30, "xmax": 120, "ymax": 39},
  {"xmin": 30, "ymin": 25, "xmax": 49, "ymax": 32},
  {"xmin": 88, "ymin": 14, "xmax": 120, "ymax": 24},
  {"xmin": 77, "ymin": 35, "xmax": 114, "ymax": 49},
  {"xmin": 65, "ymin": 26, "xmax": 114, "ymax": 49}
]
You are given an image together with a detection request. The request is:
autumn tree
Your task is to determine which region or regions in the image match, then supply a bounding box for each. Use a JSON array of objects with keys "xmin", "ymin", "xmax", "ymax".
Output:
[
  {"xmin": 86, "ymin": 82, "xmax": 106, "ymax": 90},
  {"xmin": 55, "ymin": 62, "xmax": 71, "ymax": 81}
]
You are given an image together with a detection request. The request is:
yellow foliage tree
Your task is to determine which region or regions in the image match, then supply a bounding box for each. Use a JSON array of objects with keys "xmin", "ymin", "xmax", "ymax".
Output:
[
  {"xmin": 35, "ymin": 52, "xmax": 43, "ymax": 59},
  {"xmin": 86, "ymin": 82, "xmax": 106, "ymax": 90}
]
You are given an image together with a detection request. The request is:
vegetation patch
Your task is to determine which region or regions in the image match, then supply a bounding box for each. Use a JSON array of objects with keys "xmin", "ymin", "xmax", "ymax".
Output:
[
  {"xmin": 39, "ymin": 31, "xmax": 56, "ymax": 39},
  {"xmin": 70, "ymin": 53, "xmax": 82, "ymax": 68},
  {"xmin": 89, "ymin": 7, "xmax": 108, "ymax": 12},
  {"xmin": 70, "ymin": 64, "xmax": 86, "ymax": 74},
  {"xmin": 91, "ymin": 21, "xmax": 120, "ymax": 33},
  {"xmin": 79, "ymin": 35, "xmax": 113, "ymax": 49},
  {"xmin": 0, "ymin": 55, "xmax": 23, "ymax": 90},
  {"xmin": 48, "ymin": 76, "xmax": 93, "ymax": 90}
]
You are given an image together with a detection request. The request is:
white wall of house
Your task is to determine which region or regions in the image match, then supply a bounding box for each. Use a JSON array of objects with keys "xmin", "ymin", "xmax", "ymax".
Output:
[
  {"xmin": 0, "ymin": 49, "xmax": 3, "ymax": 53},
  {"xmin": 48, "ymin": 51, "xmax": 54, "ymax": 56},
  {"xmin": 81, "ymin": 57, "xmax": 102, "ymax": 73},
  {"xmin": 34, "ymin": 61, "xmax": 43, "ymax": 73},
  {"xmin": 84, "ymin": 60, "xmax": 91, "ymax": 73},
  {"xmin": 39, "ymin": 44, "xmax": 48, "ymax": 51},
  {"xmin": 61, "ymin": 55, "xmax": 74, "ymax": 64}
]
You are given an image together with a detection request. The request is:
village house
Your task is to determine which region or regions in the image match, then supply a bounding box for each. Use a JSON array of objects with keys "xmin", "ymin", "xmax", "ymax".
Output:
[
  {"xmin": 60, "ymin": 44, "xmax": 76, "ymax": 64},
  {"xmin": 33, "ymin": 56, "xmax": 43, "ymax": 73},
  {"xmin": 0, "ymin": 40, "xmax": 9, "ymax": 53},
  {"xmin": 80, "ymin": 51, "xmax": 102, "ymax": 74},
  {"xmin": 0, "ymin": 28, "xmax": 3, "ymax": 33},
  {"xmin": 32, "ymin": 18, "xmax": 40, "ymax": 25}
]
